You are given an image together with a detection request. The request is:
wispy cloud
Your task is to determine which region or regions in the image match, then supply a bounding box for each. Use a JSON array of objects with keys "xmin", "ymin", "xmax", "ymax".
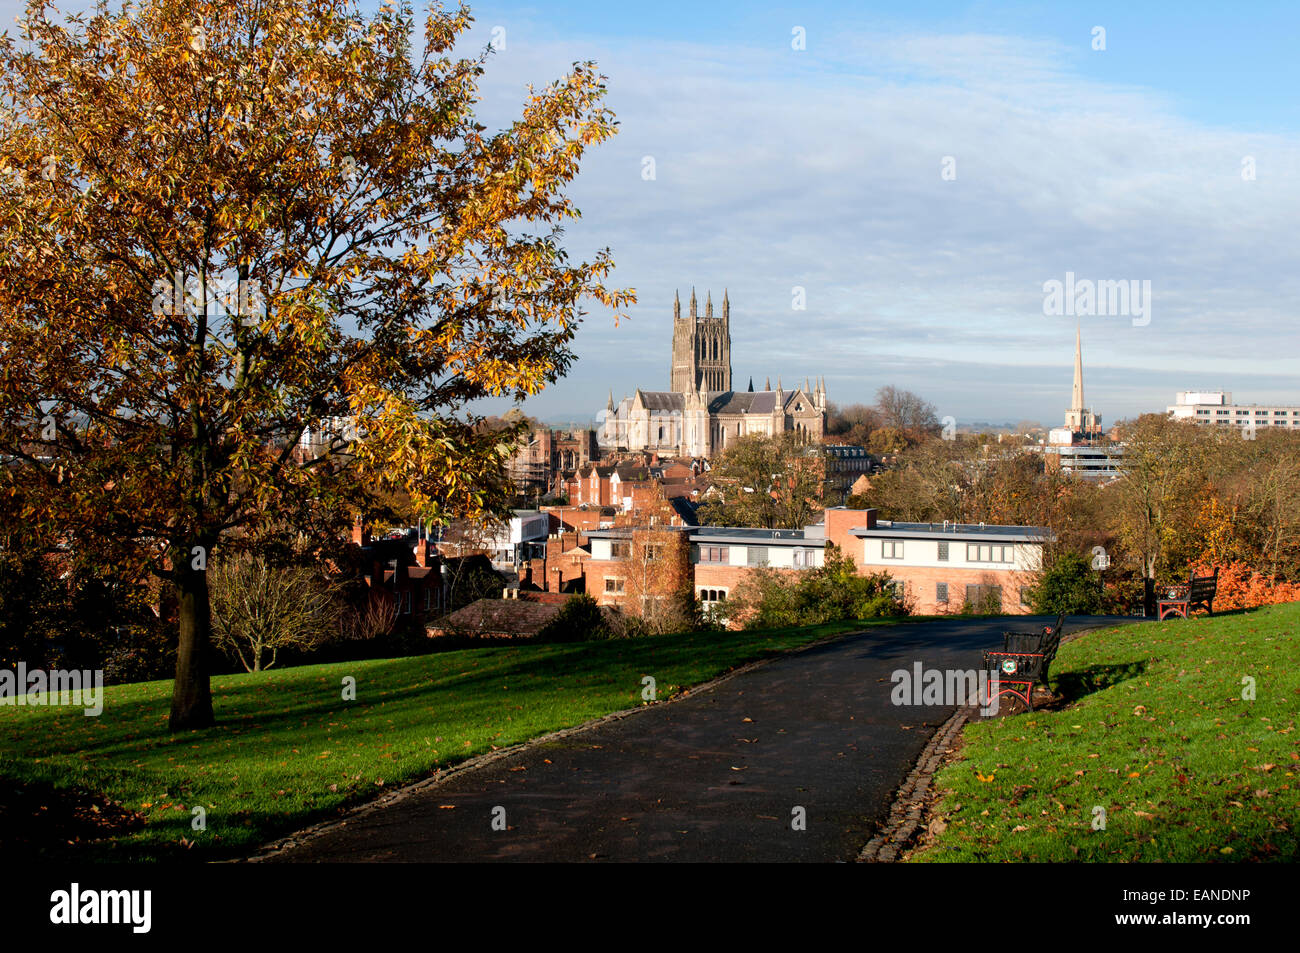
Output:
[
  {"xmin": 458, "ymin": 15, "xmax": 1300, "ymax": 423},
  {"xmin": 6, "ymin": 1, "xmax": 1295, "ymax": 423}
]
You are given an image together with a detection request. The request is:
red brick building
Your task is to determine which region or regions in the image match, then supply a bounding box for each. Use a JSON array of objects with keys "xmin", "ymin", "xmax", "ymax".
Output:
[{"xmin": 582, "ymin": 507, "xmax": 1050, "ymax": 623}]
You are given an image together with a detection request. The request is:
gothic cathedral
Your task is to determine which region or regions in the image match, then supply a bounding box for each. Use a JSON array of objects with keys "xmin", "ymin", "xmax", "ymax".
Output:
[{"xmin": 600, "ymin": 289, "xmax": 827, "ymax": 458}]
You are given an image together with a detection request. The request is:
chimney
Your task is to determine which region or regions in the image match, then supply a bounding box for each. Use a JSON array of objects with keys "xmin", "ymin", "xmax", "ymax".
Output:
[
  {"xmin": 822, "ymin": 506, "xmax": 874, "ymax": 569},
  {"xmin": 352, "ymin": 517, "xmax": 371, "ymax": 547}
]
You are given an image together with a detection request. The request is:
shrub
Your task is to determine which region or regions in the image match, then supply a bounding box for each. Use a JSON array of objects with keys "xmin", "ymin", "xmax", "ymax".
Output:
[
  {"xmin": 1190, "ymin": 559, "xmax": 1300, "ymax": 610},
  {"xmin": 729, "ymin": 544, "xmax": 908, "ymax": 629},
  {"xmin": 1026, "ymin": 551, "xmax": 1106, "ymax": 615},
  {"xmin": 536, "ymin": 593, "xmax": 610, "ymax": 642}
]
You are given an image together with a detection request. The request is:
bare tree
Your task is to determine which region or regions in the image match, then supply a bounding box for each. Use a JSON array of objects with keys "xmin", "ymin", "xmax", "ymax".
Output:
[
  {"xmin": 619, "ymin": 494, "xmax": 695, "ymax": 634},
  {"xmin": 341, "ymin": 590, "xmax": 400, "ymax": 642},
  {"xmin": 209, "ymin": 556, "xmax": 340, "ymax": 671},
  {"xmin": 875, "ymin": 386, "xmax": 941, "ymax": 442},
  {"xmin": 824, "ymin": 401, "xmax": 882, "ymax": 446}
]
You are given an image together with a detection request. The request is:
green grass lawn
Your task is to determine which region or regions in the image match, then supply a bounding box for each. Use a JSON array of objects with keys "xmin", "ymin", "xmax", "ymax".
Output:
[
  {"xmin": 913, "ymin": 602, "xmax": 1300, "ymax": 862},
  {"xmin": 0, "ymin": 618, "xmax": 892, "ymax": 861}
]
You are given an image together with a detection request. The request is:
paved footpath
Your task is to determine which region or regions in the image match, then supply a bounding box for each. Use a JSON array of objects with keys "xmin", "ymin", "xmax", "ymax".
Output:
[{"xmin": 259, "ymin": 616, "xmax": 1136, "ymax": 863}]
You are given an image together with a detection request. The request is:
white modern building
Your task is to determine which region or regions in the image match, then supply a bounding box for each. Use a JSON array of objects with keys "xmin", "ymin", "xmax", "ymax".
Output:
[{"xmin": 1167, "ymin": 392, "xmax": 1300, "ymax": 433}]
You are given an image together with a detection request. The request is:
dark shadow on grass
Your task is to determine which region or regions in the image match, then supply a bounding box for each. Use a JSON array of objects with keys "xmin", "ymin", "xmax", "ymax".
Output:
[{"xmin": 1050, "ymin": 660, "xmax": 1149, "ymax": 703}]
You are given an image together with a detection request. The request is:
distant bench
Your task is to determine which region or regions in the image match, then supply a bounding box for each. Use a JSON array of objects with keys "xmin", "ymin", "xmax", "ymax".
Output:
[
  {"xmin": 982, "ymin": 611, "xmax": 1065, "ymax": 712},
  {"xmin": 1157, "ymin": 568, "xmax": 1218, "ymax": 620}
]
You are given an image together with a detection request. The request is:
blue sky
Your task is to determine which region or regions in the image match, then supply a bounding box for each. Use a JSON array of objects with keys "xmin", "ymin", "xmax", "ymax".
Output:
[
  {"xmin": 451, "ymin": 0, "xmax": 1300, "ymax": 426},
  {"xmin": 7, "ymin": 1, "xmax": 1298, "ymax": 426}
]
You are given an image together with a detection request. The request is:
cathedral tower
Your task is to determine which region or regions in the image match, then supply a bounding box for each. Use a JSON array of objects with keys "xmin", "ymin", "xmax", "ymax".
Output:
[{"xmin": 670, "ymin": 287, "xmax": 732, "ymax": 392}]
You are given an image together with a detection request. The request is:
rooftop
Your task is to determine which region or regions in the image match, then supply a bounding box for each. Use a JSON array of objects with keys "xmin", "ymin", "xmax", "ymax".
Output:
[{"xmin": 851, "ymin": 521, "xmax": 1053, "ymax": 543}]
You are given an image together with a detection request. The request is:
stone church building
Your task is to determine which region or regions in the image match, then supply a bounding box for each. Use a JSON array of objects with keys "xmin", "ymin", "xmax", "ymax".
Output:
[{"xmin": 600, "ymin": 289, "xmax": 827, "ymax": 458}]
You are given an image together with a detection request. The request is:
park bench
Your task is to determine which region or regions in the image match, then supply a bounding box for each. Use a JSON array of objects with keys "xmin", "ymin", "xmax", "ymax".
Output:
[
  {"xmin": 1156, "ymin": 567, "xmax": 1218, "ymax": 620},
  {"xmin": 982, "ymin": 611, "xmax": 1066, "ymax": 711}
]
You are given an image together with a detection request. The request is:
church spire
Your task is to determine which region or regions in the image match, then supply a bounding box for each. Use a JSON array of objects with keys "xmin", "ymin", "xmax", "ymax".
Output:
[
  {"xmin": 673, "ymin": 289, "xmax": 680, "ymax": 321},
  {"xmin": 705, "ymin": 290, "xmax": 713, "ymax": 318},
  {"xmin": 1071, "ymin": 323, "xmax": 1085, "ymax": 412},
  {"xmin": 606, "ymin": 389, "xmax": 614, "ymax": 411},
  {"xmin": 722, "ymin": 288, "xmax": 729, "ymax": 324},
  {"xmin": 689, "ymin": 286, "xmax": 697, "ymax": 320}
]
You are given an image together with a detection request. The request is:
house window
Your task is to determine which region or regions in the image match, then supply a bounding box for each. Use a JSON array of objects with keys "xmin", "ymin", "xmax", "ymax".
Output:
[
  {"xmin": 604, "ymin": 577, "xmax": 625, "ymax": 594},
  {"xmin": 402, "ymin": 591, "xmax": 412, "ymax": 614},
  {"xmin": 698, "ymin": 545, "xmax": 729, "ymax": 564},
  {"xmin": 700, "ymin": 587, "xmax": 728, "ymax": 623},
  {"xmin": 644, "ymin": 543, "xmax": 662, "ymax": 562},
  {"xmin": 793, "ymin": 548, "xmax": 816, "ymax": 568},
  {"xmin": 965, "ymin": 584, "xmax": 1002, "ymax": 611},
  {"xmin": 937, "ymin": 541, "xmax": 949, "ymax": 562},
  {"xmin": 965, "ymin": 543, "xmax": 1013, "ymax": 563},
  {"xmin": 882, "ymin": 539, "xmax": 904, "ymax": 559},
  {"xmin": 1019, "ymin": 586, "xmax": 1033, "ymax": 607},
  {"xmin": 747, "ymin": 546, "xmax": 769, "ymax": 566},
  {"xmin": 610, "ymin": 540, "xmax": 631, "ymax": 559},
  {"xmin": 936, "ymin": 582, "xmax": 948, "ymax": 603},
  {"xmin": 887, "ymin": 580, "xmax": 905, "ymax": 599}
]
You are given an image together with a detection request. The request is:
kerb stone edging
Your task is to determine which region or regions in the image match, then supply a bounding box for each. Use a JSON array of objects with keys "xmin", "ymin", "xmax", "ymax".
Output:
[{"xmin": 857, "ymin": 704, "xmax": 971, "ymax": 863}]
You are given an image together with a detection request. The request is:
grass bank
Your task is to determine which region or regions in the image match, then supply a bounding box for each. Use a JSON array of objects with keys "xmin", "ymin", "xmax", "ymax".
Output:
[{"xmin": 913, "ymin": 602, "xmax": 1299, "ymax": 862}]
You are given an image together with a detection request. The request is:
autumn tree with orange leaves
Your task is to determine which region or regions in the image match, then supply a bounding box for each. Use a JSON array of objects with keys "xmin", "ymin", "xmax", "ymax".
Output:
[{"xmin": 0, "ymin": 0, "xmax": 632, "ymax": 730}]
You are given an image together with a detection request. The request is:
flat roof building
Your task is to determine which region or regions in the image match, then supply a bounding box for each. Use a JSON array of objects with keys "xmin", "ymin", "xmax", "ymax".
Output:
[{"xmin": 1167, "ymin": 391, "xmax": 1300, "ymax": 433}]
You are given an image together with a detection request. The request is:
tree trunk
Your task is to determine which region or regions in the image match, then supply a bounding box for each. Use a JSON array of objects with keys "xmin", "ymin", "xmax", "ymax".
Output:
[
  {"xmin": 1142, "ymin": 558, "xmax": 1157, "ymax": 618},
  {"xmin": 169, "ymin": 557, "xmax": 215, "ymax": 731}
]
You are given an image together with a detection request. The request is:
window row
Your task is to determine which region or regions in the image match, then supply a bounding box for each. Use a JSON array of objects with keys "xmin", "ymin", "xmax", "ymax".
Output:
[
  {"xmin": 609, "ymin": 540, "xmax": 662, "ymax": 561},
  {"xmin": 931, "ymin": 583, "xmax": 1033, "ymax": 608},
  {"xmin": 880, "ymin": 540, "xmax": 1014, "ymax": 563},
  {"xmin": 966, "ymin": 543, "xmax": 1014, "ymax": 564}
]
